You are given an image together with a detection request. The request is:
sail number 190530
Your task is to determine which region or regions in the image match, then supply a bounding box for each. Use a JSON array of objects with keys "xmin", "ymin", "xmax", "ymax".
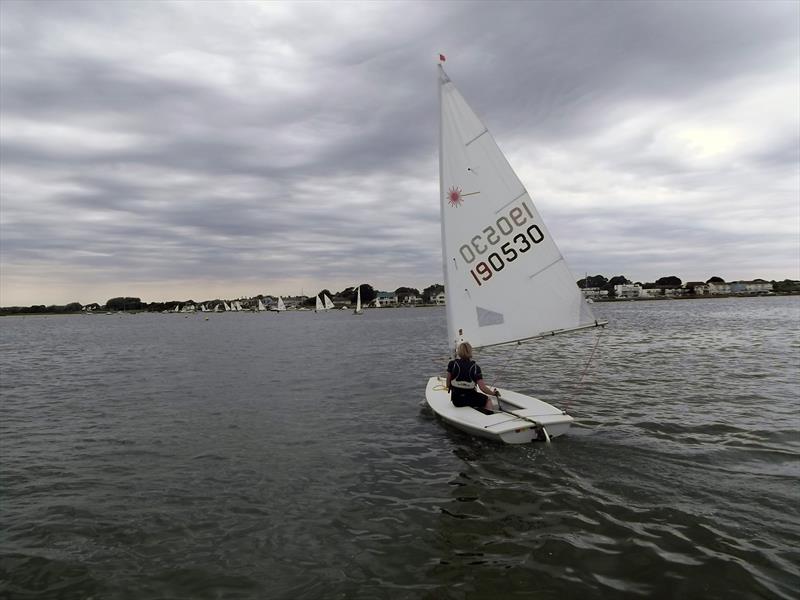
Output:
[{"xmin": 458, "ymin": 202, "xmax": 545, "ymax": 287}]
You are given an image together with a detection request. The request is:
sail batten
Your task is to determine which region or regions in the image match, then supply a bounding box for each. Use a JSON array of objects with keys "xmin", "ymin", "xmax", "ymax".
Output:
[
  {"xmin": 497, "ymin": 192, "xmax": 528, "ymax": 213},
  {"xmin": 439, "ymin": 65, "xmax": 600, "ymax": 350},
  {"xmin": 465, "ymin": 129, "xmax": 488, "ymax": 146},
  {"xmin": 528, "ymin": 257, "xmax": 565, "ymax": 280}
]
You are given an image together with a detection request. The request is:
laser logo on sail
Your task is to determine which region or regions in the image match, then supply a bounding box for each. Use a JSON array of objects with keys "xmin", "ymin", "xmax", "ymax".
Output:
[{"xmin": 447, "ymin": 186, "xmax": 463, "ymax": 207}]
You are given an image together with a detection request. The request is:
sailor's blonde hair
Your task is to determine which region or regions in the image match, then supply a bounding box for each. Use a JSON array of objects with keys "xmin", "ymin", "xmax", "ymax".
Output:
[{"xmin": 456, "ymin": 342, "xmax": 473, "ymax": 360}]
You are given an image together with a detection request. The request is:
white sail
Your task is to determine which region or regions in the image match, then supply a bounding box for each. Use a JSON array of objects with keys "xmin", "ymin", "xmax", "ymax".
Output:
[
  {"xmin": 438, "ymin": 65, "xmax": 599, "ymax": 350},
  {"xmin": 323, "ymin": 294, "xmax": 334, "ymax": 310},
  {"xmin": 257, "ymin": 299, "xmax": 266, "ymax": 311},
  {"xmin": 223, "ymin": 301, "xmax": 231, "ymax": 311},
  {"xmin": 277, "ymin": 296, "xmax": 286, "ymax": 311},
  {"xmin": 353, "ymin": 286, "xmax": 364, "ymax": 314},
  {"xmin": 315, "ymin": 295, "xmax": 323, "ymax": 311}
]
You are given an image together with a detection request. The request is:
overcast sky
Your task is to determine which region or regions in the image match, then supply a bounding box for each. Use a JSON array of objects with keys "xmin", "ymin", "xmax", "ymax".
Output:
[{"xmin": 1, "ymin": 0, "xmax": 798, "ymax": 305}]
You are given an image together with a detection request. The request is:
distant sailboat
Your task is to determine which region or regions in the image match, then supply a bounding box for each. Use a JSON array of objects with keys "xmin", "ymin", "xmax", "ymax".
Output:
[
  {"xmin": 223, "ymin": 301, "xmax": 231, "ymax": 312},
  {"xmin": 353, "ymin": 286, "xmax": 364, "ymax": 315},
  {"xmin": 256, "ymin": 299, "xmax": 266, "ymax": 312},
  {"xmin": 323, "ymin": 294, "xmax": 335, "ymax": 311},
  {"xmin": 425, "ymin": 61, "xmax": 606, "ymax": 444},
  {"xmin": 276, "ymin": 296, "xmax": 286, "ymax": 312},
  {"xmin": 315, "ymin": 295, "xmax": 323, "ymax": 312}
]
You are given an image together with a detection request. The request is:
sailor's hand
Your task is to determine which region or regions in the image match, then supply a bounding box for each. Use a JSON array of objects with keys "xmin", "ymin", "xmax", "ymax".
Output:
[{"xmin": 493, "ymin": 389, "xmax": 500, "ymax": 396}]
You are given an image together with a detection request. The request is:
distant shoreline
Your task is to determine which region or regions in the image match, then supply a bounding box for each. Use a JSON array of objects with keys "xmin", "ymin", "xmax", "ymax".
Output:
[
  {"xmin": 594, "ymin": 292, "xmax": 798, "ymax": 302},
  {"xmin": 2, "ymin": 292, "xmax": 797, "ymax": 317}
]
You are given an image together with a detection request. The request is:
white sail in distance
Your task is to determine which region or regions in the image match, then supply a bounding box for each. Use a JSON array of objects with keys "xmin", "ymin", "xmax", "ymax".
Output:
[
  {"xmin": 277, "ymin": 296, "xmax": 286, "ymax": 311},
  {"xmin": 438, "ymin": 65, "xmax": 600, "ymax": 350},
  {"xmin": 323, "ymin": 294, "xmax": 335, "ymax": 310},
  {"xmin": 315, "ymin": 295, "xmax": 323, "ymax": 311}
]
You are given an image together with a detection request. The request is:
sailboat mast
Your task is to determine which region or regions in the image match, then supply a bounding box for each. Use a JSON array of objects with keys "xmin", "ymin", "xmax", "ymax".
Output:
[{"xmin": 438, "ymin": 61, "xmax": 457, "ymax": 354}]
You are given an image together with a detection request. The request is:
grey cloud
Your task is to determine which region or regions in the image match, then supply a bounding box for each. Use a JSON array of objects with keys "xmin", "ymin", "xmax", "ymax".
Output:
[{"xmin": 1, "ymin": 0, "xmax": 797, "ymax": 304}]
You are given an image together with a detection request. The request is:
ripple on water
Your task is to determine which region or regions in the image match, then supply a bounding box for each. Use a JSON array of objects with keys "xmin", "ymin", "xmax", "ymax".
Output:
[{"xmin": 1, "ymin": 298, "xmax": 799, "ymax": 598}]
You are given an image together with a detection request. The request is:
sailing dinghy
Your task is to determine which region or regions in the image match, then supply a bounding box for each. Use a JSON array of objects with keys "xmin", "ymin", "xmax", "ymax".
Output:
[
  {"xmin": 426, "ymin": 61, "xmax": 605, "ymax": 444},
  {"xmin": 268, "ymin": 296, "xmax": 286, "ymax": 312},
  {"xmin": 353, "ymin": 286, "xmax": 364, "ymax": 315}
]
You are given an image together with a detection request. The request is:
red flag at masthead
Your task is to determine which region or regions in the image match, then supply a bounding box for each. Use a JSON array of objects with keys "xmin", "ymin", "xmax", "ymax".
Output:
[{"xmin": 439, "ymin": 54, "xmax": 446, "ymax": 62}]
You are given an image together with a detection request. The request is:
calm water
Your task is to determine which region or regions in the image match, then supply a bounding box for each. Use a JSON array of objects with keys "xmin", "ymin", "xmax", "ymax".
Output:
[{"xmin": 1, "ymin": 297, "xmax": 798, "ymax": 599}]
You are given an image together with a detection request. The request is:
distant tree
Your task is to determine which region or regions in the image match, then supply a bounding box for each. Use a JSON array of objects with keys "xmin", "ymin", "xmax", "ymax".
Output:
[
  {"xmin": 706, "ymin": 276, "xmax": 725, "ymax": 283},
  {"xmin": 655, "ymin": 276, "xmax": 682, "ymax": 287},
  {"xmin": 351, "ymin": 284, "xmax": 375, "ymax": 304},
  {"xmin": 607, "ymin": 275, "xmax": 631, "ymax": 287},
  {"xmin": 64, "ymin": 302, "xmax": 83, "ymax": 312},
  {"xmin": 577, "ymin": 275, "xmax": 608, "ymax": 289},
  {"xmin": 422, "ymin": 284, "xmax": 444, "ymax": 303},
  {"xmin": 774, "ymin": 279, "xmax": 800, "ymax": 293},
  {"xmin": 106, "ymin": 297, "xmax": 143, "ymax": 311},
  {"xmin": 394, "ymin": 287, "xmax": 420, "ymax": 302},
  {"xmin": 603, "ymin": 276, "xmax": 630, "ymax": 298}
]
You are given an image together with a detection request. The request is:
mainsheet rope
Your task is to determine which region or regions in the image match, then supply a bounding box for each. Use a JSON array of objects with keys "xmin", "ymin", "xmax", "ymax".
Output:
[
  {"xmin": 562, "ymin": 328, "xmax": 604, "ymax": 412},
  {"xmin": 485, "ymin": 327, "xmax": 604, "ymax": 412}
]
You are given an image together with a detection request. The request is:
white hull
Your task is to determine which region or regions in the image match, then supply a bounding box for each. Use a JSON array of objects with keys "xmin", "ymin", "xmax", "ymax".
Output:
[{"xmin": 425, "ymin": 376, "xmax": 572, "ymax": 443}]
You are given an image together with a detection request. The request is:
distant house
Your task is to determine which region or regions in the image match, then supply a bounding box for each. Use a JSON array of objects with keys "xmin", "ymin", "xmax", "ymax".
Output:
[
  {"xmin": 707, "ymin": 282, "xmax": 731, "ymax": 295},
  {"xmin": 614, "ymin": 284, "xmax": 642, "ymax": 299},
  {"xmin": 730, "ymin": 281, "xmax": 773, "ymax": 294},
  {"xmin": 581, "ymin": 287, "xmax": 607, "ymax": 299},
  {"xmin": 402, "ymin": 295, "xmax": 422, "ymax": 304},
  {"xmin": 432, "ymin": 292, "xmax": 446, "ymax": 305},
  {"xmin": 374, "ymin": 292, "xmax": 398, "ymax": 307},
  {"xmin": 684, "ymin": 282, "xmax": 709, "ymax": 295}
]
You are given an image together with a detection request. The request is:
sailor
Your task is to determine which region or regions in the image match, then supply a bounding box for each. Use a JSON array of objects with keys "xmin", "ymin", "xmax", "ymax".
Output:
[{"xmin": 446, "ymin": 341, "xmax": 499, "ymax": 411}]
